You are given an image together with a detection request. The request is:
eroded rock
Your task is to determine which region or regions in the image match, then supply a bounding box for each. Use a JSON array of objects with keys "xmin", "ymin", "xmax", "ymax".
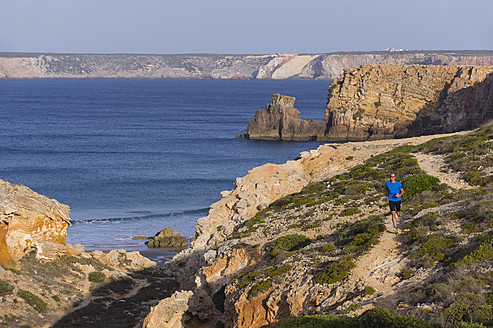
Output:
[{"xmin": 0, "ymin": 179, "xmax": 71, "ymax": 266}]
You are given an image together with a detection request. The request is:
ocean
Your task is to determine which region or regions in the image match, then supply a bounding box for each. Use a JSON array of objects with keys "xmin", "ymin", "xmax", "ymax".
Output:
[{"xmin": 0, "ymin": 78, "xmax": 329, "ymax": 255}]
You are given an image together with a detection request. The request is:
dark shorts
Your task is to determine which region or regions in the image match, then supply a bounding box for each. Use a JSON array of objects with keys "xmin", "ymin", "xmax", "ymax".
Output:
[{"xmin": 389, "ymin": 200, "xmax": 401, "ymax": 212}]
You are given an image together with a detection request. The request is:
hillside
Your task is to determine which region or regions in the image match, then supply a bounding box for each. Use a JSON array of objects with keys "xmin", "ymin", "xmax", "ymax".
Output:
[
  {"xmin": 2, "ymin": 50, "xmax": 493, "ymax": 79},
  {"xmin": 145, "ymin": 125, "xmax": 493, "ymax": 328}
]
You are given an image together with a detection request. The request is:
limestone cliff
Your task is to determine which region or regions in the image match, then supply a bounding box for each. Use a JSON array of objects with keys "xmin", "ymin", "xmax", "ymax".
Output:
[
  {"xmin": 2, "ymin": 51, "xmax": 493, "ymax": 80},
  {"xmin": 0, "ymin": 179, "xmax": 71, "ymax": 266},
  {"xmin": 324, "ymin": 64, "xmax": 493, "ymax": 140},
  {"xmin": 244, "ymin": 65, "xmax": 493, "ymax": 141}
]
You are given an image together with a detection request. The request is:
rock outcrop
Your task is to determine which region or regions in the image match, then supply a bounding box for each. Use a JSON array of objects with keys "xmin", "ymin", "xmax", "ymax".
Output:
[
  {"xmin": 245, "ymin": 94, "xmax": 327, "ymax": 140},
  {"xmin": 146, "ymin": 227, "xmax": 188, "ymax": 249},
  {"xmin": 0, "ymin": 179, "xmax": 71, "ymax": 266},
  {"xmin": 2, "ymin": 51, "xmax": 493, "ymax": 80},
  {"xmin": 244, "ymin": 65, "xmax": 493, "ymax": 141}
]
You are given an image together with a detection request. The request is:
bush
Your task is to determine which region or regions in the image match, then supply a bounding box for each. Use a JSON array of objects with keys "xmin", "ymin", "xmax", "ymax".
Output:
[
  {"xmin": 88, "ymin": 271, "xmax": 106, "ymax": 283},
  {"xmin": 17, "ymin": 289, "xmax": 47, "ymax": 313},
  {"xmin": 0, "ymin": 279, "xmax": 14, "ymax": 296},
  {"xmin": 453, "ymin": 234, "xmax": 493, "ymax": 267},
  {"xmin": 236, "ymin": 271, "xmax": 259, "ymax": 289},
  {"xmin": 279, "ymin": 307, "xmax": 438, "ymax": 328},
  {"xmin": 403, "ymin": 174, "xmax": 440, "ymax": 198},
  {"xmin": 338, "ymin": 217, "xmax": 386, "ymax": 256},
  {"xmin": 267, "ymin": 264, "xmax": 293, "ymax": 278},
  {"xmin": 268, "ymin": 234, "xmax": 311, "ymax": 258},
  {"xmin": 340, "ymin": 207, "xmax": 360, "ymax": 216},
  {"xmin": 365, "ymin": 286, "xmax": 376, "ymax": 296},
  {"xmin": 316, "ymin": 258, "xmax": 356, "ymax": 285},
  {"xmin": 250, "ymin": 279, "xmax": 272, "ymax": 297}
]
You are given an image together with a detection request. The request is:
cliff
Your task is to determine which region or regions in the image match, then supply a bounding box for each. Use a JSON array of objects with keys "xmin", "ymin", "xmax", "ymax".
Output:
[
  {"xmin": 0, "ymin": 179, "xmax": 71, "ymax": 266},
  {"xmin": 244, "ymin": 65, "xmax": 493, "ymax": 141},
  {"xmin": 2, "ymin": 51, "xmax": 493, "ymax": 80},
  {"xmin": 143, "ymin": 125, "xmax": 493, "ymax": 328}
]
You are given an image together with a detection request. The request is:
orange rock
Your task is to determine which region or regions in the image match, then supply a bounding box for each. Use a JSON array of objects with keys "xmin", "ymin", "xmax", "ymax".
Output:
[{"xmin": 0, "ymin": 179, "xmax": 70, "ymax": 266}]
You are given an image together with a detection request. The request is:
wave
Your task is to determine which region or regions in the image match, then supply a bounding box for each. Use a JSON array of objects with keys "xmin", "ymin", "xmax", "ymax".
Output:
[{"xmin": 71, "ymin": 208, "xmax": 209, "ymax": 224}]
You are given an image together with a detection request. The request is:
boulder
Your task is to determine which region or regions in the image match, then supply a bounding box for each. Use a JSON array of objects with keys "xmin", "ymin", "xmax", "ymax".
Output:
[{"xmin": 146, "ymin": 227, "xmax": 188, "ymax": 249}]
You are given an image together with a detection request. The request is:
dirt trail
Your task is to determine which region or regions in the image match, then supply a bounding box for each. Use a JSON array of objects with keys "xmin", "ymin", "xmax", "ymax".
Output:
[
  {"xmin": 348, "ymin": 221, "xmax": 406, "ymax": 304},
  {"xmin": 415, "ymin": 153, "xmax": 474, "ymax": 190}
]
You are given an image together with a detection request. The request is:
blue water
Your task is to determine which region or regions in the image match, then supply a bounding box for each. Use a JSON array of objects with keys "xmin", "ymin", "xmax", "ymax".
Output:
[{"xmin": 0, "ymin": 79, "xmax": 330, "ymax": 250}]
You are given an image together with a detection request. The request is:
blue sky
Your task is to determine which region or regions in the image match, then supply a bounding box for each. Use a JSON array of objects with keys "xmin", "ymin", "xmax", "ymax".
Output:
[{"xmin": 1, "ymin": 0, "xmax": 492, "ymax": 54}]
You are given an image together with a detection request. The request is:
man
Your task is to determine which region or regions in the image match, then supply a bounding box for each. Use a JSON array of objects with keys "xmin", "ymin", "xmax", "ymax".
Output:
[{"xmin": 386, "ymin": 173, "xmax": 404, "ymax": 234}]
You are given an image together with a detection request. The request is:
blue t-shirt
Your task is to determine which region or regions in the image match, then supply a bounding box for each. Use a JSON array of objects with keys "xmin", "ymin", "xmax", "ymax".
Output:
[{"xmin": 386, "ymin": 181, "xmax": 402, "ymax": 201}]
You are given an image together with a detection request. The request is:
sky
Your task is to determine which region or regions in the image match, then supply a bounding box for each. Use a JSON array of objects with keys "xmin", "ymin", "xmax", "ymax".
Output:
[{"xmin": 1, "ymin": 0, "xmax": 492, "ymax": 54}]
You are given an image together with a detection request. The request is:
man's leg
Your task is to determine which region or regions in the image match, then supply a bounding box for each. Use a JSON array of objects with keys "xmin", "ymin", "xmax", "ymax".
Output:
[{"xmin": 391, "ymin": 211, "xmax": 397, "ymax": 229}]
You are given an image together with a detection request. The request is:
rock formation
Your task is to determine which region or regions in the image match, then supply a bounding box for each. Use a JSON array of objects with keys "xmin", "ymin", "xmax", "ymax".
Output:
[
  {"xmin": 244, "ymin": 65, "xmax": 493, "ymax": 141},
  {"xmin": 245, "ymin": 94, "xmax": 327, "ymax": 140},
  {"xmin": 0, "ymin": 179, "xmax": 71, "ymax": 266},
  {"xmin": 2, "ymin": 51, "xmax": 493, "ymax": 80},
  {"xmin": 146, "ymin": 227, "xmax": 188, "ymax": 249}
]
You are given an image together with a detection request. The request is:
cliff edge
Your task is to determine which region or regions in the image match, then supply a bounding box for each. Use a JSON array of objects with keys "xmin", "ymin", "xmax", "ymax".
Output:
[{"xmin": 243, "ymin": 65, "xmax": 493, "ymax": 141}]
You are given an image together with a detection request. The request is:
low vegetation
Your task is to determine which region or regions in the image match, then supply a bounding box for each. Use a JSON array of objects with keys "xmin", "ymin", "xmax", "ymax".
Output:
[
  {"xmin": 17, "ymin": 289, "xmax": 47, "ymax": 313},
  {"xmin": 279, "ymin": 308, "xmax": 440, "ymax": 328}
]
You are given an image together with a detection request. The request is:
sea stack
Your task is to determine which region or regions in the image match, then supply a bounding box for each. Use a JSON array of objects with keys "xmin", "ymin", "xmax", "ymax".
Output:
[{"xmin": 245, "ymin": 93, "xmax": 327, "ymax": 141}]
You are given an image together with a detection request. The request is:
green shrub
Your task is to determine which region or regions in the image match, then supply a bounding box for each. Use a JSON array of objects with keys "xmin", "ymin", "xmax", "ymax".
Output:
[
  {"xmin": 9, "ymin": 268, "xmax": 22, "ymax": 275},
  {"xmin": 268, "ymin": 234, "xmax": 311, "ymax": 258},
  {"xmin": 250, "ymin": 279, "xmax": 272, "ymax": 297},
  {"xmin": 340, "ymin": 207, "xmax": 360, "ymax": 216},
  {"xmin": 316, "ymin": 258, "xmax": 356, "ymax": 285},
  {"xmin": 17, "ymin": 289, "xmax": 47, "ymax": 313},
  {"xmin": 453, "ymin": 234, "xmax": 493, "ymax": 267},
  {"xmin": 338, "ymin": 217, "xmax": 386, "ymax": 256},
  {"xmin": 365, "ymin": 286, "xmax": 376, "ymax": 296},
  {"xmin": 403, "ymin": 174, "xmax": 441, "ymax": 198},
  {"xmin": 279, "ymin": 307, "xmax": 438, "ymax": 328},
  {"xmin": 412, "ymin": 234, "xmax": 456, "ymax": 264},
  {"xmin": 0, "ymin": 279, "xmax": 14, "ymax": 296},
  {"xmin": 236, "ymin": 271, "xmax": 259, "ymax": 289},
  {"xmin": 267, "ymin": 264, "xmax": 293, "ymax": 278},
  {"xmin": 88, "ymin": 271, "xmax": 106, "ymax": 283},
  {"xmin": 440, "ymin": 301, "xmax": 493, "ymax": 327}
]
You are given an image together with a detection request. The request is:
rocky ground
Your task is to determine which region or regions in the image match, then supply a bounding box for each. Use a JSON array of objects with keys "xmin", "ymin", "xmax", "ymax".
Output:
[{"xmin": 0, "ymin": 247, "xmax": 179, "ymax": 328}]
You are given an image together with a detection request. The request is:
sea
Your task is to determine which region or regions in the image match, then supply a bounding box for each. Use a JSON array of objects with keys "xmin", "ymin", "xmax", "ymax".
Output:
[{"xmin": 0, "ymin": 78, "xmax": 330, "ymax": 259}]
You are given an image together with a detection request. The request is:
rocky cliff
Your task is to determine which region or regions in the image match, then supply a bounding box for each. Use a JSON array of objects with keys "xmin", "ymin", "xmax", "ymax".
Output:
[
  {"xmin": 0, "ymin": 179, "xmax": 71, "ymax": 266},
  {"xmin": 244, "ymin": 65, "xmax": 493, "ymax": 141},
  {"xmin": 2, "ymin": 51, "xmax": 493, "ymax": 79}
]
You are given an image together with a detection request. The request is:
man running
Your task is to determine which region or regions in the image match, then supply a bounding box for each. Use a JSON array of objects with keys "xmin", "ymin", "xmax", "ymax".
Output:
[{"xmin": 386, "ymin": 173, "xmax": 404, "ymax": 234}]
